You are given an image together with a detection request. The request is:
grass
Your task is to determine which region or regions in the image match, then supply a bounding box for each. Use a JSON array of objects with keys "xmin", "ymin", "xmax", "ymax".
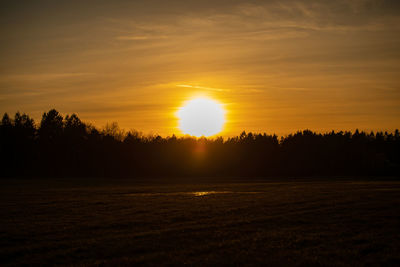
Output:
[{"xmin": 1, "ymin": 177, "xmax": 400, "ymax": 266}]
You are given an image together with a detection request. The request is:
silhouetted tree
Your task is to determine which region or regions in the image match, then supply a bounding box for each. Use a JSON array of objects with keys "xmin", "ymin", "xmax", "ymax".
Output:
[
  {"xmin": 0, "ymin": 113, "xmax": 14, "ymax": 176},
  {"xmin": 37, "ymin": 109, "xmax": 64, "ymax": 176},
  {"xmin": 1, "ymin": 109, "xmax": 399, "ymax": 178},
  {"xmin": 39, "ymin": 109, "xmax": 63, "ymax": 142}
]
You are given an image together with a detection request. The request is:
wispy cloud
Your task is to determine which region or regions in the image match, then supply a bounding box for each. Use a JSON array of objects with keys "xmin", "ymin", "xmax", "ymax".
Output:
[
  {"xmin": 116, "ymin": 35, "xmax": 169, "ymax": 41},
  {"xmin": 0, "ymin": 73, "xmax": 94, "ymax": 82},
  {"xmin": 176, "ymin": 84, "xmax": 230, "ymax": 92}
]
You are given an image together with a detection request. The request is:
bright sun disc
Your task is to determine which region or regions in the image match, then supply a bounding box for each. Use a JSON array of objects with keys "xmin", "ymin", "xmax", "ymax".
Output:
[{"xmin": 178, "ymin": 97, "xmax": 225, "ymax": 137}]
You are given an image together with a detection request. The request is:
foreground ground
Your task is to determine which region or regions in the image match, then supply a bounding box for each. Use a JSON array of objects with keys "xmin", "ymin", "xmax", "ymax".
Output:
[{"xmin": 1, "ymin": 177, "xmax": 400, "ymax": 266}]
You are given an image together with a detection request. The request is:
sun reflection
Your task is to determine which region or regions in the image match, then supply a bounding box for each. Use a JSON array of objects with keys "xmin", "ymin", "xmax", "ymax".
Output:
[
  {"xmin": 124, "ymin": 191, "xmax": 260, "ymax": 197},
  {"xmin": 192, "ymin": 191, "xmax": 215, "ymax": 196},
  {"xmin": 191, "ymin": 191, "xmax": 233, "ymax": 196}
]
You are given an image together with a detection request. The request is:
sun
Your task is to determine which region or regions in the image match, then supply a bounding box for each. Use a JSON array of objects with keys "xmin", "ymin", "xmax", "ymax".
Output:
[{"xmin": 177, "ymin": 97, "xmax": 225, "ymax": 137}]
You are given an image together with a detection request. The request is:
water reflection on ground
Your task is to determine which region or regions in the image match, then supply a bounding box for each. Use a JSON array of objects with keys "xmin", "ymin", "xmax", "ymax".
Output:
[
  {"xmin": 191, "ymin": 191, "xmax": 229, "ymax": 196},
  {"xmin": 125, "ymin": 191, "xmax": 261, "ymax": 197}
]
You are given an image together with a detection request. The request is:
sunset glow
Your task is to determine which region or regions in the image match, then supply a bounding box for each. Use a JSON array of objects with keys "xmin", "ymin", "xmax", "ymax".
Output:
[{"xmin": 1, "ymin": 1, "xmax": 399, "ymax": 136}]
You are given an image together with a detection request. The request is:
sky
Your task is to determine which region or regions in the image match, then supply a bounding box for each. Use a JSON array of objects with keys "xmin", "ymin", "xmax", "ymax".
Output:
[{"xmin": 1, "ymin": 0, "xmax": 399, "ymax": 136}]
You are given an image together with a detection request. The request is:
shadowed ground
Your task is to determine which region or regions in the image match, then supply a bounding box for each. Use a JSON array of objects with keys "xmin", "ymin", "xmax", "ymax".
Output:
[{"xmin": 1, "ymin": 177, "xmax": 400, "ymax": 266}]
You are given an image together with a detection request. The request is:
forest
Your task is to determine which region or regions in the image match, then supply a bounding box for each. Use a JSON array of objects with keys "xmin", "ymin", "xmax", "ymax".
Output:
[{"xmin": 1, "ymin": 109, "xmax": 399, "ymax": 178}]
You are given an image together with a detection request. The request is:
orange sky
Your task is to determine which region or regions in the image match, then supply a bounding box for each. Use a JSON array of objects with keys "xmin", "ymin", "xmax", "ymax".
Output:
[{"xmin": 1, "ymin": 0, "xmax": 399, "ymax": 136}]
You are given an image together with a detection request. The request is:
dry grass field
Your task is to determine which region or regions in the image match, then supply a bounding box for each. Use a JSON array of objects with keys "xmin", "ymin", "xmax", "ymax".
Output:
[{"xmin": 1, "ymin": 177, "xmax": 400, "ymax": 266}]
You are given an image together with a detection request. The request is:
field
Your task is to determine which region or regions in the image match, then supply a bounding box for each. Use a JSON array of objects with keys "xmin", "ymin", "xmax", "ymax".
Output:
[{"xmin": 1, "ymin": 177, "xmax": 400, "ymax": 266}]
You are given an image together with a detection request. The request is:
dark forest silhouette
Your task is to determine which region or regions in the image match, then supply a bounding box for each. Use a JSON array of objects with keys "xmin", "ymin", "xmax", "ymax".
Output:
[{"xmin": 1, "ymin": 109, "xmax": 399, "ymax": 178}]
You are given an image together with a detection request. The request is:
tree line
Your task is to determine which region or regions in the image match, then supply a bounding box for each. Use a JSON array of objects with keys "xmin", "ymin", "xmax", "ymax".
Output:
[{"xmin": 1, "ymin": 109, "xmax": 399, "ymax": 178}]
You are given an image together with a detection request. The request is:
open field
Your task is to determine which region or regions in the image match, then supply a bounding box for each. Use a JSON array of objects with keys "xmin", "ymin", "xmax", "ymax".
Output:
[{"xmin": 1, "ymin": 177, "xmax": 400, "ymax": 266}]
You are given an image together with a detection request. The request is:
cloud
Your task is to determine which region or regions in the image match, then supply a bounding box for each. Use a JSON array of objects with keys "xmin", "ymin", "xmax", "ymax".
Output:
[
  {"xmin": 116, "ymin": 35, "xmax": 169, "ymax": 41},
  {"xmin": 176, "ymin": 84, "xmax": 230, "ymax": 92},
  {"xmin": 0, "ymin": 73, "xmax": 94, "ymax": 82}
]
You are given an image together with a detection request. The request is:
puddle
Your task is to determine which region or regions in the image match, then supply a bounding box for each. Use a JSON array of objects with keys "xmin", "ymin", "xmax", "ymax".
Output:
[
  {"xmin": 125, "ymin": 191, "xmax": 261, "ymax": 197},
  {"xmin": 191, "ymin": 191, "xmax": 230, "ymax": 196}
]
